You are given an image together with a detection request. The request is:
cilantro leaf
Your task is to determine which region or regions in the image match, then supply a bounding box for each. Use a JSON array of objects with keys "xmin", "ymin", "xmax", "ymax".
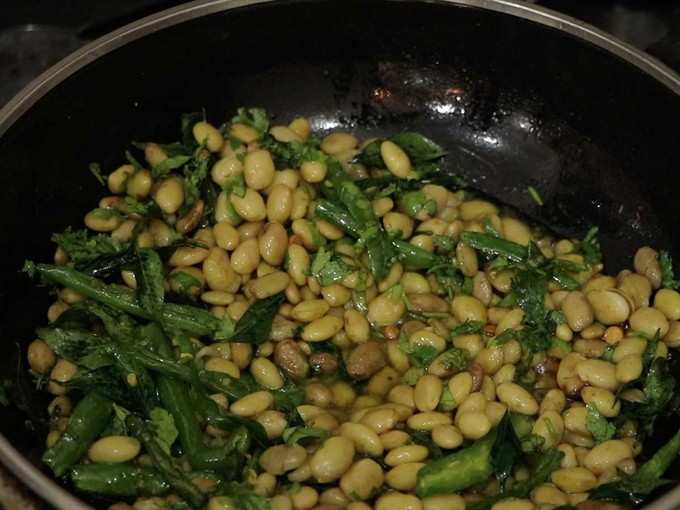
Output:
[
  {"xmin": 398, "ymin": 190, "xmax": 437, "ymax": 219},
  {"xmin": 273, "ymin": 381, "xmax": 305, "ymax": 415},
  {"xmin": 576, "ymin": 226, "xmax": 602, "ymax": 266},
  {"xmin": 398, "ymin": 330, "xmax": 438, "ymax": 368},
  {"xmin": 283, "ymin": 426, "xmax": 328, "ymax": 444},
  {"xmin": 52, "ymin": 227, "xmax": 127, "ymax": 267},
  {"xmin": 586, "ymin": 404, "xmax": 616, "ymax": 443},
  {"xmin": 451, "ymin": 320, "xmax": 484, "ymax": 337},
  {"xmin": 491, "ymin": 413, "xmax": 523, "ymax": 489},
  {"xmin": 149, "ymin": 407, "xmax": 179, "ymax": 454},
  {"xmin": 89, "ymin": 162, "xmax": 106, "ymax": 186},
  {"xmin": 232, "ymin": 293, "xmax": 286, "ymax": 344},
  {"xmin": 231, "ymin": 107, "xmax": 270, "ymax": 139},
  {"xmin": 436, "ymin": 348, "xmax": 468, "ymax": 371},
  {"xmin": 310, "ymin": 247, "xmax": 353, "ymax": 286},
  {"xmin": 660, "ymin": 250, "xmax": 680, "ymax": 290},
  {"xmin": 152, "ymin": 155, "xmax": 191, "ymax": 178}
]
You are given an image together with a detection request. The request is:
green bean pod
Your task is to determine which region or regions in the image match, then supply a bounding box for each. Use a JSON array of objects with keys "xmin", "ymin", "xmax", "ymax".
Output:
[
  {"xmin": 71, "ymin": 463, "xmax": 170, "ymax": 497},
  {"xmin": 43, "ymin": 392, "xmax": 113, "ymax": 477}
]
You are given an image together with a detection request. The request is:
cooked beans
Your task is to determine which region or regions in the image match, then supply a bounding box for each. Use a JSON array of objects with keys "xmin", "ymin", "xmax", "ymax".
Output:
[
  {"xmin": 88, "ymin": 436, "xmax": 141, "ymax": 464},
  {"xmin": 27, "ymin": 108, "xmax": 680, "ymax": 509}
]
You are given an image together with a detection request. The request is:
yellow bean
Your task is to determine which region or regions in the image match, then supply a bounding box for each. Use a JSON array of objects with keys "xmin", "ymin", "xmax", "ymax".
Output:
[
  {"xmin": 581, "ymin": 387, "xmax": 620, "ymax": 418},
  {"xmin": 204, "ymin": 357, "xmax": 240, "ymax": 378},
  {"xmin": 583, "ymin": 439, "xmax": 632, "ymax": 475},
  {"xmin": 193, "ymin": 121, "xmax": 224, "ymax": 152},
  {"xmin": 88, "ymin": 436, "xmax": 140, "ymax": 463},
  {"xmin": 248, "ymin": 271, "xmax": 290, "ymax": 299},
  {"xmin": 447, "ymin": 372, "xmax": 473, "ymax": 409},
  {"xmin": 230, "ymin": 238, "xmax": 261, "ymax": 275},
  {"xmin": 654, "ymin": 288, "xmax": 680, "ymax": 320},
  {"xmin": 244, "ymin": 150, "xmax": 275, "ymax": 190},
  {"xmin": 575, "ymin": 359, "xmax": 618, "ymax": 391},
  {"xmin": 385, "ymin": 445, "xmax": 428, "ymax": 466},
  {"xmin": 532, "ymin": 411, "xmax": 564, "ymax": 448},
  {"xmin": 496, "ymin": 383, "xmax": 538, "ymax": 415},
  {"xmin": 540, "ymin": 389, "xmax": 567, "ymax": 414},
  {"xmin": 629, "ymin": 306, "xmax": 669, "ymax": 337},
  {"xmin": 586, "ymin": 289, "xmax": 631, "ymax": 325},
  {"xmin": 451, "ymin": 296, "xmax": 487, "ymax": 323},
  {"xmin": 230, "ymin": 189, "xmax": 267, "ymax": 222},
  {"xmin": 266, "ymin": 183, "xmax": 293, "ymax": 223},
  {"xmin": 28, "ymin": 339, "xmax": 56, "ymax": 375},
  {"xmin": 126, "ymin": 169, "xmax": 152, "ymax": 199},
  {"xmin": 230, "ymin": 391, "xmax": 273, "ymax": 417},
  {"xmin": 260, "ymin": 444, "xmax": 307, "ymax": 475},
  {"xmin": 301, "ymin": 316, "xmax": 343, "ymax": 342},
  {"xmin": 375, "ymin": 492, "xmax": 423, "ymax": 510},
  {"xmin": 368, "ymin": 291, "xmax": 406, "ymax": 326},
  {"xmin": 561, "ymin": 291, "xmax": 594, "ymax": 332},
  {"xmin": 321, "ymin": 132, "xmax": 358, "ymax": 155},
  {"xmin": 407, "ymin": 412, "xmax": 452, "ymax": 432},
  {"xmin": 339, "ymin": 422, "xmax": 383, "ymax": 457},
  {"xmin": 383, "ymin": 212, "xmax": 414, "ymax": 239},
  {"xmin": 414, "ymin": 375, "xmax": 443, "ymax": 412},
  {"xmin": 551, "ymin": 467, "xmax": 597, "ymax": 493},
  {"xmin": 460, "ymin": 200, "xmax": 498, "ymax": 221},
  {"xmin": 457, "ymin": 411, "xmax": 491, "ymax": 440},
  {"xmin": 456, "ymin": 242, "xmax": 478, "ymax": 277},
  {"xmin": 255, "ymin": 410, "xmax": 287, "ymax": 439},
  {"xmin": 287, "ymin": 244, "xmax": 310, "ymax": 286},
  {"xmin": 634, "ymin": 246, "xmax": 662, "ymax": 289},
  {"xmin": 339, "ymin": 458, "xmax": 384, "ymax": 500},
  {"xmin": 203, "ymin": 247, "xmax": 237, "ymax": 291},
  {"xmin": 385, "ymin": 463, "xmax": 426, "ymax": 491},
  {"xmin": 108, "ymin": 164, "xmax": 134, "ymax": 193},
  {"xmin": 48, "ymin": 359, "xmax": 78, "ymax": 395},
  {"xmin": 153, "ymin": 177, "xmax": 184, "ymax": 214},
  {"xmin": 422, "ymin": 495, "xmax": 465, "ymax": 510},
  {"xmin": 431, "ymin": 424, "xmax": 463, "ymax": 449},
  {"xmin": 211, "ymin": 156, "xmax": 243, "ymax": 187},
  {"xmin": 310, "ymin": 436, "xmax": 355, "ymax": 482},
  {"xmin": 290, "ymin": 486, "xmax": 318, "ymax": 510},
  {"xmin": 344, "ymin": 309, "xmax": 370, "ymax": 344},
  {"xmin": 84, "ymin": 209, "xmax": 122, "ymax": 232},
  {"xmin": 360, "ymin": 408, "xmax": 399, "ymax": 434},
  {"xmin": 381, "ymin": 141, "xmax": 412, "ymax": 178},
  {"xmin": 250, "ymin": 357, "xmax": 284, "ymax": 389}
]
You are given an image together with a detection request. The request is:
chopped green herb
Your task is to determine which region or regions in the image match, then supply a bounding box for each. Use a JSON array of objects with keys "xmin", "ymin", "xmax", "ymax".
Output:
[
  {"xmin": 282, "ymin": 426, "xmax": 328, "ymax": 445},
  {"xmin": 527, "ymin": 186, "xmax": 544, "ymax": 206},
  {"xmin": 660, "ymin": 250, "xmax": 680, "ymax": 290},
  {"xmin": 586, "ymin": 404, "xmax": 616, "ymax": 443},
  {"xmin": 231, "ymin": 107, "xmax": 270, "ymax": 139},
  {"xmin": 89, "ymin": 163, "xmax": 106, "ymax": 186},
  {"xmin": 451, "ymin": 320, "xmax": 484, "ymax": 337},
  {"xmin": 149, "ymin": 407, "xmax": 179, "ymax": 455}
]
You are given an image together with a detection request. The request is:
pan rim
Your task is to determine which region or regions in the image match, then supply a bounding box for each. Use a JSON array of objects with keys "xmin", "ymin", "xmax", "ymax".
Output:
[{"xmin": 1, "ymin": 0, "xmax": 679, "ymax": 508}]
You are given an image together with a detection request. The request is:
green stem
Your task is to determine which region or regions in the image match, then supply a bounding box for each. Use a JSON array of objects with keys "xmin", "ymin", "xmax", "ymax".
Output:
[{"xmin": 71, "ymin": 463, "xmax": 170, "ymax": 497}]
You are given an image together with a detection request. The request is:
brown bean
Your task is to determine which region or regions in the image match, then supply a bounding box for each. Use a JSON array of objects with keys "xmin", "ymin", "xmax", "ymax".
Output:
[
  {"xmin": 309, "ymin": 352, "xmax": 339, "ymax": 375},
  {"xmin": 274, "ymin": 340, "xmax": 309, "ymax": 380},
  {"xmin": 346, "ymin": 342, "xmax": 386, "ymax": 381}
]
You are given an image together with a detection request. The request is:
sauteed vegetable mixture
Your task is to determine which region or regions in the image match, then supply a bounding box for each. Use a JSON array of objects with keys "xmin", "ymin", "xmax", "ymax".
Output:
[{"xmin": 23, "ymin": 108, "xmax": 680, "ymax": 510}]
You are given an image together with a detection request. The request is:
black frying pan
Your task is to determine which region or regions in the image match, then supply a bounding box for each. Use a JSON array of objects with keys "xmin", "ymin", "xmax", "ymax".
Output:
[{"xmin": 1, "ymin": 0, "xmax": 680, "ymax": 507}]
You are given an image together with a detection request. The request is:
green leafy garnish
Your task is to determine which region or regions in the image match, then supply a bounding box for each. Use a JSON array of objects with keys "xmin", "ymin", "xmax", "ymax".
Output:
[
  {"xmin": 398, "ymin": 330, "xmax": 438, "ymax": 368},
  {"xmin": 89, "ymin": 163, "xmax": 106, "ymax": 186},
  {"xmin": 586, "ymin": 404, "xmax": 616, "ymax": 443},
  {"xmin": 576, "ymin": 226, "xmax": 602, "ymax": 266},
  {"xmin": 491, "ymin": 413, "xmax": 523, "ymax": 489},
  {"xmin": 436, "ymin": 348, "xmax": 468, "ymax": 371},
  {"xmin": 273, "ymin": 381, "xmax": 305, "ymax": 415},
  {"xmin": 152, "ymin": 155, "xmax": 191, "ymax": 178},
  {"xmin": 451, "ymin": 320, "xmax": 484, "ymax": 337},
  {"xmin": 660, "ymin": 250, "xmax": 680, "ymax": 290},
  {"xmin": 232, "ymin": 293, "xmax": 286, "ymax": 344},
  {"xmin": 398, "ymin": 190, "xmax": 437, "ymax": 219},
  {"xmin": 231, "ymin": 108, "xmax": 270, "ymax": 139},
  {"xmin": 149, "ymin": 407, "xmax": 179, "ymax": 454},
  {"xmin": 282, "ymin": 426, "xmax": 328, "ymax": 444},
  {"xmin": 527, "ymin": 186, "xmax": 543, "ymax": 206},
  {"xmin": 390, "ymin": 132, "xmax": 447, "ymax": 162},
  {"xmin": 52, "ymin": 228, "xmax": 127, "ymax": 267},
  {"xmin": 310, "ymin": 247, "xmax": 353, "ymax": 286}
]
